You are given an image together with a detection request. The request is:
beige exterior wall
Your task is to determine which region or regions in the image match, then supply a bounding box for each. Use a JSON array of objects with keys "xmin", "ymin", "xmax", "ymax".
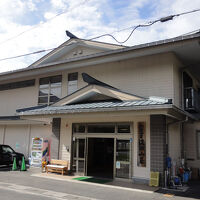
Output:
[
  {"xmin": 59, "ymin": 113, "xmax": 150, "ymax": 180},
  {"xmin": 0, "ymin": 84, "xmax": 38, "ymax": 116},
  {"xmin": 172, "ymin": 56, "xmax": 182, "ymax": 108},
  {"xmin": 4, "ymin": 124, "xmax": 30, "ymax": 156},
  {"xmin": 0, "ymin": 125, "xmax": 5, "ymax": 143},
  {"xmin": 0, "ymin": 123, "xmax": 52, "ymax": 158},
  {"xmin": 184, "ymin": 121, "xmax": 200, "ymax": 168},
  {"xmin": 168, "ymin": 123, "xmax": 181, "ymax": 163},
  {"xmin": 62, "ymin": 53, "xmax": 174, "ymax": 101},
  {"xmin": 0, "ymin": 52, "xmax": 181, "ymax": 116}
]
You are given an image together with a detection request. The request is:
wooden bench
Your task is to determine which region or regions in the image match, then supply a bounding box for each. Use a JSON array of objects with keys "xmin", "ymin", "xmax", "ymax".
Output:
[{"xmin": 46, "ymin": 159, "xmax": 68, "ymax": 175}]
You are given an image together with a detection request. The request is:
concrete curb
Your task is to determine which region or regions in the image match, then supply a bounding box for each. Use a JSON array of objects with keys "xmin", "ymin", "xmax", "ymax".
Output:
[{"xmin": 31, "ymin": 174, "xmax": 154, "ymax": 194}]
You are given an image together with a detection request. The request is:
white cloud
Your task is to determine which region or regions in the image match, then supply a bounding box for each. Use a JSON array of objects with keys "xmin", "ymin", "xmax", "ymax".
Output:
[{"xmin": 0, "ymin": 0, "xmax": 200, "ymax": 73}]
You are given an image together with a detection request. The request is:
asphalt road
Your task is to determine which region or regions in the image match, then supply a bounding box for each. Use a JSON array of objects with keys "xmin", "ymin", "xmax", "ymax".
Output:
[{"xmin": 0, "ymin": 167, "xmax": 198, "ymax": 200}]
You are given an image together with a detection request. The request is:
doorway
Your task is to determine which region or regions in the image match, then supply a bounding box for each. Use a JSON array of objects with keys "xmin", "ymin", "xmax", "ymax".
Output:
[{"xmin": 87, "ymin": 138, "xmax": 114, "ymax": 179}]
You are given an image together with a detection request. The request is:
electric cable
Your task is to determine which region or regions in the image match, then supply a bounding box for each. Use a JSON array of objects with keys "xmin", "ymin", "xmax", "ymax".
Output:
[
  {"xmin": 89, "ymin": 8, "xmax": 200, "ymax": 44},
  {"xmin": 0, "ymin": 8, "xmax": 200, "ymax": 62},
  {"xmin": 0, "ymin": 0, "xmax": 89, "ymax": 46}
]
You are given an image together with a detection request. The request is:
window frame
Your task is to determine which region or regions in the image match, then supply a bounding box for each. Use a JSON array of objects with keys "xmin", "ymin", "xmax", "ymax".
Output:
[
  {"xmin": 68, "ymin": 72, "xmax": 78, "ymax": 95},
  {"xmin": 196, "ymin": 130, "xmax": 200, "ymax": 160},
  {"xmin": 38, "ymin": 75, "xmax": 62, "ymax": 105}
]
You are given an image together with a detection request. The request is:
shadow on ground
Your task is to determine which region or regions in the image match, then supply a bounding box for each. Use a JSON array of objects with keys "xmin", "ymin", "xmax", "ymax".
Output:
[
  {"xmin": 155, "ymin": 180, "xmax": 200, "ymax": 199},
  {"xmin": 0, "ymin": 165, "xmax": 29, "ymax": 172},
  {"xmin": 0, "ymin": 165, "xmax": 12, "ymax": 171}
]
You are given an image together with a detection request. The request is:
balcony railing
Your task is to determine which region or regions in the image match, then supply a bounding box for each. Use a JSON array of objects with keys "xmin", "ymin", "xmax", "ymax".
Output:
[{"xmin": 184, "ymin": 87, "xmax": 200, "ymax": 112}]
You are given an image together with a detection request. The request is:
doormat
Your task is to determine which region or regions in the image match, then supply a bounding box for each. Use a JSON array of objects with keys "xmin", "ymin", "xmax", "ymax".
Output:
[{"xmin": 73, "ymin": 177, "xmax": 111, "ymax": 184}]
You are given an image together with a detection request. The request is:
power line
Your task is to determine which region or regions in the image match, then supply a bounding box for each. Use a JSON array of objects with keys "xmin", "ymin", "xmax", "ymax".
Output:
[
  {"xmin": 0, "ymin": 0, "xmax": 89, "ymax": 46},
  {"xmin": 89, "ymin": 8, "xmax": 200, "ymax": 44},
  {"xmin": 0, "ymin": 8, "xmax": 200, "ymax": 62}
]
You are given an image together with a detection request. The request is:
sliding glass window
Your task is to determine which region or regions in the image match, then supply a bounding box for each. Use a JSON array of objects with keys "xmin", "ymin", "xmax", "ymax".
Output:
[{"xmin": 38, "ymin": 75, "xmax": 62, "ymax": 105}]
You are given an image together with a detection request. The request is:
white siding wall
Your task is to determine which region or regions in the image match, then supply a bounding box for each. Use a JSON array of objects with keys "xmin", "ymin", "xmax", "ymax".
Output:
[
  {"xmin": 0, "ymin": 126, "xmax": 5, "ymax": 143},
  {"xmin": 0, "ymin": 124, "xmax": 52, "ymax": 158},
  {"xmin": 168, "ymin": 123, "xmax": 181, "ymax": 163},
  {"xmin": 184, "ymin": 121, "xmax": 200, "ymax": 168},
  {"xmin": 4, "ymin": 125, "xmax": 29, "ymax": 156},
  {"xmin": 0, "ymin": 84, "xmax": 38, "ymax": 116},
  {"xmin": 0, "ymin": 52, "xmax": 180, "ymax": 116},
  {"xmin": 61, "ymin": 52, "xmax": 175, "ymax": 101}
]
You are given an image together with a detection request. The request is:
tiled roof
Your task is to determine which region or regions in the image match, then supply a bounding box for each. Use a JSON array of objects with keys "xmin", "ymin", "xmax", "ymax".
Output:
[{"xmin": 18, "ymin": 98, "xmax": 172, "ymax": 115}]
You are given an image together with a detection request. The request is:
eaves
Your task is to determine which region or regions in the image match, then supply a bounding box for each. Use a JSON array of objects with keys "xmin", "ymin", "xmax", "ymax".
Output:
[{"xmin": 0, "ymin": 32, "xmax": 200, "ymax": 82}]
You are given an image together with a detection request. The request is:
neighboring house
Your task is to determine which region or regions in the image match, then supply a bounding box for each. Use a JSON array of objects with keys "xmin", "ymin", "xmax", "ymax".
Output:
[{"xmin": 0, "ymin": 32, "xmax": 200, "ymax": 185}]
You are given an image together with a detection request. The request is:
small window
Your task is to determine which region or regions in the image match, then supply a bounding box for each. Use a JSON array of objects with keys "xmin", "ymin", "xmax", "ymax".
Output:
[
  {"xmin": 68, "ymin": 72, "xmax": 78, "ymax": 95},
  {"xmin": 0, "ymin": 79, "xmax": 35, "ymax": 91},
  {"xmin": 88, "ymin": 124, "xmax": 115, "ymax": 133},
  {"xmin": 117, "ymin": 124, "xmax": 130, "ymax": 133},
  {"xmin": 38, "ymin": 75, "xmax": 62, "ymax": 105},
  {"xmin": 73, "ymin": 124, "xmax": 85, "ymax": 133},
  {"xmin": 197, "ymin": 131, "xmax": 200, "ymax": 160}
]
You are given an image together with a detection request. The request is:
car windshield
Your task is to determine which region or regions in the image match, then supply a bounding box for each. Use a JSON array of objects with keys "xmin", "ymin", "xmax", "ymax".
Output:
[{"xmin": 2, "ymin": 146, "xmax": 14, "ymax": 153}]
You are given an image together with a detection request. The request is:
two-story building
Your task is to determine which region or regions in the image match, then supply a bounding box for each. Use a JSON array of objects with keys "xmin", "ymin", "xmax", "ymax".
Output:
[{"xmin": 0, "ymin": 32, "xmax": 200, "ymax": 185}]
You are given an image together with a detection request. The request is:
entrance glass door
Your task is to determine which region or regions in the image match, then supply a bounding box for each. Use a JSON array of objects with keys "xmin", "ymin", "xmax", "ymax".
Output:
[
  {"xmin": 72, "ymin": 138, "xmax": 86, "ymax": 174},
  {"xmin": 87, "ymin": 138, "xmax": 114, "ymax": 179},
  {"xmin": 116, "ymin": 140, "xmax": 131, "ymax": 178}
]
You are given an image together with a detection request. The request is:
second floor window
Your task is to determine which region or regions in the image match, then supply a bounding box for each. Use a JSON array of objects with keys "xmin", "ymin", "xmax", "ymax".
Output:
[
  {"xmin": 68, "ymin": 72, "xmax": 78, "ymax": 95},
  {"xmin": 38, "ymin": 75, "xmax": 62, "ymax": 105}
]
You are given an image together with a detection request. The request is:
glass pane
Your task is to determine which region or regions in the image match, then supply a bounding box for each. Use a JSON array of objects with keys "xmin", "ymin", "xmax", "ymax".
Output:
[
  {"xmin": 73, "ymin": 124, "xmax": 85, "ymax": 133},
  {"xmin": 39, "ymin": 77, "xmax": 50, "ymax": 85},
  {"xmin": 68, "ymin": 72, "xmax": 78, "ymax": 81},
  {"xmin": 116, "ymin": 140, "xmax": 130, "ymax": 162},
  {"xmin": 78, "ymin": 160, "xmax": 84, "ymax": 172},
  {"xmin": 78, "ymin": 139, "xmax": 85, "ymax": 158},
  {"xmin": 88, "ymin": 124, "xmax": 115, "ymax": 133},
  {"xmin": 116, "ymin": 152, "xmax": 129, "ymax": 162},
  {"xmin": 49, "ymin": 96, "xmax": 60, "ymax": 103},
  {"xmin": 197, "ymin": 132, "xmax": 200, "ymax": 159},
  {"xmin": 68, "ymin": 80, "xmax": 78, "ymax": 95},
  {"xmin": 50, "ymin": 87, "xmax": 61, "ymax": 97},
  {"xmin": 118, "ymin": 124, "xmax": 130, "ymax": 133},
  {"xmin": 72, "ymin": 159, "xmax": 76, "ymax": 171},
  {"xmin": 50, "ymin": 75, "xmax": 62, "ymax": 83},
  {"xmin": 38, "ymin": 96, "xmax": 48, "ymax": 104},
  {"xmin": 73, "ymin": 140, "xmax": 77, "ymax": 158},
  {"xmin": 116, "ymin": 163, "xmax": 129, "ymax": 178},
  {"xmin": 39, "ymin": 88, "xmax": 49, "ymax": 96},
  {"xmin": 116, "ymin": 140, "xmax": 130, "ymax": 178},
  {"xmin": 51, "ymin": 82, "xmax": 61, "ymax": 88},
  {"xmin": 40, "ymin": 84, "xmax": 49, "ymax": 89}
]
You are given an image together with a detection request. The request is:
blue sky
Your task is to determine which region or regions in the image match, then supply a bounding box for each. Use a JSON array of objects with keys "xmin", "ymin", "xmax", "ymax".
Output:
[{"xmin": 0, "ymin": 0, "xmax": 200, "ymax": 72}]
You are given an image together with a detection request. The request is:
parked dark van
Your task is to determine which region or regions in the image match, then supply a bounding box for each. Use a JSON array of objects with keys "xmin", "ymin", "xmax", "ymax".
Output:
[{"xmin": 0, "ymin": 145, "xmax": 24, "ymax": 166}]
